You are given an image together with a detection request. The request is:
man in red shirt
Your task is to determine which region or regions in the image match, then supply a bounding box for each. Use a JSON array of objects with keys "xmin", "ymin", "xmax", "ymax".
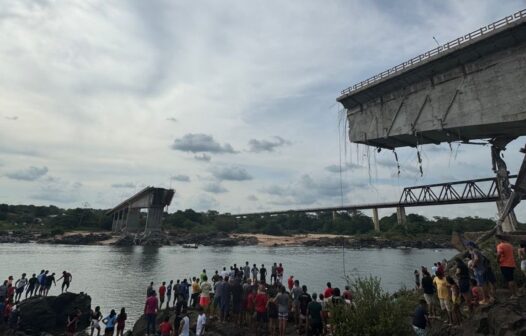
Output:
[
  {"xmin": 144, "ymin": 291, "xmax": 158, "ymax": 335},
  {"xmin": 496, "ymin": 235, "xmax": 518, "ymax": 298},
  {"xmin": 254, "ymin": 285, "xmax": 268, "ymax": 336},
  {"xmin": 287, "ymin": 276, "xmax": 294, "ymax": 291},
  {"xmin": 159, "ymin": 316, "xmax": 172, "ymax": 336},
  {"xmin": 324, "ymin": 282, "xmax": 333, "ymax": 299},
  {"xmin": 159, "ymin": 282, "xmax": 166, "ymax": 309}
]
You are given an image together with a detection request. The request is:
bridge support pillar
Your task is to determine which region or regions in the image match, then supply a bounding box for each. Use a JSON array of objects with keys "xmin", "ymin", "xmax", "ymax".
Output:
[
  {"xmin": 372, "ymin": 208, "xmax": 380, "ymax": 232},
  {"xmin": 111, "ymin": 212, "xmax": 118, "ymax": 232},
  {"xmin": 145, "ymin": 207, "xmax": 163, "ymax": 234},
  {"xmin": 396, "ymin": 206, "xmax": 407, "ymax": 227},
  {"xmin": 126, "ymin": 208, "xmax": 140, "ymax": 233}
]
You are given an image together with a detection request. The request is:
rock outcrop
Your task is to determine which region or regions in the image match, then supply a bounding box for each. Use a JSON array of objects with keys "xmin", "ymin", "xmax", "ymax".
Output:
[
  {"xmin": 38, "ymin": 233, "xmax": 112, "ymax": 245},
  {"xmin": 429, "ymin": 294, "xmax": 526, "ymax": 336},
  {"xmin": 16, "ymin": 292, "xmax": 91, "ymax": 335}
]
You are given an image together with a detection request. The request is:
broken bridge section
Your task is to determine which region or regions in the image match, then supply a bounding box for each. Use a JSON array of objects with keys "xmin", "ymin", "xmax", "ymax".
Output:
[
  {"xmin": 337, "ymin": 9, "xmax": 526, "ymax": 232},
  {"xmin": 338, "ymin": 9, "xmax": 526, "ymax": 149},
  {"xmin": 106, "ymin": 187, "xmax": 174, "ymax": 236}
]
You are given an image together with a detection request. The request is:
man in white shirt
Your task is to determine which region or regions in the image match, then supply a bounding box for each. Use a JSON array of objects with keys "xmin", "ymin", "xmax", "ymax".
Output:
[
  {"xmin": 196, "ymin": 306, "xmax": 206, "ymax": 336},
  {"xmin": 179, "ymin": 313, "xmax": 190, "ymax": 336}
]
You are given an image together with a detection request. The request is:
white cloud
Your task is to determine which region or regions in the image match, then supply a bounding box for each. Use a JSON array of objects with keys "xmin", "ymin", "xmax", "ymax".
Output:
[{"xmin": 0, "ymin": 0, "xmax": 524, "ymax": 220}]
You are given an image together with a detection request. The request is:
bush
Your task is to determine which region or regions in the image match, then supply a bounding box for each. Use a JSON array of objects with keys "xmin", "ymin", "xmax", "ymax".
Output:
[
  {"xmin": 330, "ymin": 276, "xmax": 413, "ymax": 336},
  {"xmin": 50, "ymin": 228, "xmax": 65, "ymax": 236}
]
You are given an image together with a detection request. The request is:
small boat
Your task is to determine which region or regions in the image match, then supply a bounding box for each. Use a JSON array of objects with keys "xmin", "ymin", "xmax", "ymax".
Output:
[{"xmin": 182, "ymin": 243, "xmax": 198, "ymax": 249}]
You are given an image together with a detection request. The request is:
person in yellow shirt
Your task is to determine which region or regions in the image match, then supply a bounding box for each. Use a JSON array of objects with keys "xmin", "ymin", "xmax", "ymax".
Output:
[{"xmin": 433, "ymin": 271, "xmax": 452, "ymax": 325}]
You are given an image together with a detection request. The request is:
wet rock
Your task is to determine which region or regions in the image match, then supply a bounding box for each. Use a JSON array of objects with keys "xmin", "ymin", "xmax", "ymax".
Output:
[
  {"xmin": 168, "ymin": 232, "xmax": 258, "ymax": 247},
  {"xmin": 17, "ymin": 292, "xmax": 91, "ymax": 335}
]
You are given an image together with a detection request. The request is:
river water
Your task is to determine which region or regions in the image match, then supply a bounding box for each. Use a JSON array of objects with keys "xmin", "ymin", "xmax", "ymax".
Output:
[{"xmin": 0, "ymin": 243, "xmax": 456, "ymax": 328}]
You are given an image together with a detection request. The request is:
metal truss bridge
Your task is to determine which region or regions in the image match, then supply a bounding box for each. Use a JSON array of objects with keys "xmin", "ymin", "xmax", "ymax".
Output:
[{"xmin": 235, "ymin": 175, "xmax": 518, "ymax": 217}]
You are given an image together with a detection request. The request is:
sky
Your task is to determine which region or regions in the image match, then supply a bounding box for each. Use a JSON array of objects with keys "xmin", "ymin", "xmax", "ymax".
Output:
[{"xmin": 1, "ymin": 0, "xmax": 526, "ymax": 220}]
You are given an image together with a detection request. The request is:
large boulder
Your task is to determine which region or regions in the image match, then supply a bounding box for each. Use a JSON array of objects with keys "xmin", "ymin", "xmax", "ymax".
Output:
[{"xmin": 17, "ymin": 292, "xmax": 91, "ymax": 335}]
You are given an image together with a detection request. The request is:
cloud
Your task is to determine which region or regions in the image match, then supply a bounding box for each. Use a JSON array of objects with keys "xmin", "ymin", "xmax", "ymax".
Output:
[
  {"xmin": 32, "ymin": 177, "xmax": 83, "ymax": 204},
  {"xmin": 171, "ymin": 174, "xmax": 190, "ymax": 182},
  {"xmin": 111, "ymin": 182, "xmax": 136, "ymax": 188},
  {"xmin": 325, "ymin": 162, "xmax": 364, "ymax": 173},
  {"xmin": 211, "ymin": 166, "xmax": 252, "ymax": 181},
  {"xmin": 248, "ymin": 136, "xmax": 290, "ymax": 153},
  {"xmin": 171, "ymin": 133, "xmax": 237, "ymax": 154},
  {"xmin": 261, "ymin": 174, "xmax": 358, "ymax": 206},
  {"xmin": 194, "ymin": 154, "xmax": 212, "ymax": 162},
  {"xmin": 377, "ymin": 158, "xmax": 421, "ymax": 176},
  {"xmin": 4, "ymin": 116, "xmax": 18, "ymax": 121},
  {"xmin": 5, "ymin": 166, "xmax": 48, "ymax": 181},
  {"xmin": 166, "ymin": 117, "xmax": 177, "ymax": 122},
  {"xmin": 247, "ymin": 194, "xmax": 258, "ymax": 201},
  {"xmin": 191, "ymin": 194, "xmax": 219, "ymax": 211},
  {"xmin": 203, "ymin": 182, "xmax": 228, "ymax": 194}
]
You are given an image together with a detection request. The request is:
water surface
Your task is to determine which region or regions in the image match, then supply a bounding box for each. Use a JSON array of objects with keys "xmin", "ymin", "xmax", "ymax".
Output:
[{"xmin": 0, "ymin": 244, "xmax": 456, "ymax": 328}]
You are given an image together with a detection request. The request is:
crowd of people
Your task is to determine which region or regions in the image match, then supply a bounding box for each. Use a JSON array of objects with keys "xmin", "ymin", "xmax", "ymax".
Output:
[
  {"xmin": 0, "ymin": 270, "xmax": 73, "ymax": 332},
  {"xmin": 140, "ymin": 261, "xmax": 352, "ymax": 336},
  {"xmin": 411, "ymin": 235, "xmax": 525, "ymax": 335}
]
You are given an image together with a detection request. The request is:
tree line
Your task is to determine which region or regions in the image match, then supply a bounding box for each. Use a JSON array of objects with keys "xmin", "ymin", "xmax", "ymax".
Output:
[{"xmin": 0, "ymin": 203, "xmax": 499, "ymax": 236}]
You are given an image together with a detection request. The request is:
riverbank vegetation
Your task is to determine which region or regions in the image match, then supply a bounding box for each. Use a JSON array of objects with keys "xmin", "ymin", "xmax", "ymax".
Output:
[
  {"xmin": 0, "ymin": 203, "xmax": 501, "ymax": 239},
  {"xmin": 331, "ymin": 276, "xmax": 418, "ymax": 336}
]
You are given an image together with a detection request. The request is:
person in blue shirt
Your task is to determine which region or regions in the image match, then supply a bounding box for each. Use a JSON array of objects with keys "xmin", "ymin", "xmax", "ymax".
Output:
[{"xmin": 102, "ymin": 310, "xmax": 117, "ymax": 336}]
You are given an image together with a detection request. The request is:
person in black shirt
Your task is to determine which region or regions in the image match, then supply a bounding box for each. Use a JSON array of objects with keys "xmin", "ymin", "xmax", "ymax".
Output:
[
  {"xmin": 260, "ymin": 265, "xmax": 267, "ymax": 284},
  {"xmin": 26, "ymin": 274, "xmax": 38, "ymax": 299},
  {"xmin": 455, "ymin": 258, "xmax": 472, "ymax": 312},
  {"xmin": 412, "ymin": 299, "xmax": 430, "ymax": 335},
  {"xmin": 420, "ymin": 269, "xmax": 436, "ymax": 317}
]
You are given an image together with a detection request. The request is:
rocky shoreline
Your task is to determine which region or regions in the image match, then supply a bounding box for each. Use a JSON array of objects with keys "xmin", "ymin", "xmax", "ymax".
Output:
[{"xmin": 0, "ymin": 230, "xmax": 452, "ymax": 249}]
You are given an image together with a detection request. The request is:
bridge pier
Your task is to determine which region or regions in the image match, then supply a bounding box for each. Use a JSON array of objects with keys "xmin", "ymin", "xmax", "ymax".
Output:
[
  {"xmin": 372, "ymin": 208, "xmax": 380, "ymax": 232},
  {"xmin": 396, "ymin": 206, "xmax": 407, "ymax": 227},
  {"xmin": 127, "ymin": 208, "xmax": 140, "ymax": 232},
  {"xmin": 145, "ymin": 207, "xmax": 163, "ymax": 234}
]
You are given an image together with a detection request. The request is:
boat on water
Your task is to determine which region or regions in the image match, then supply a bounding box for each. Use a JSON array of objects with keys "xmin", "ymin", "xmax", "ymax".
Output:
[{"xmin": 182, "ymin": 243, "xmax": 198, "ymax": 249}]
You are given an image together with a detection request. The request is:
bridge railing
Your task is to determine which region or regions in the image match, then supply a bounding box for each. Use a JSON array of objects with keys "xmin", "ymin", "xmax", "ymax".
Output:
[{"xmin": 340, "ymin": 9, "xmax": 526, "ymax": 97}]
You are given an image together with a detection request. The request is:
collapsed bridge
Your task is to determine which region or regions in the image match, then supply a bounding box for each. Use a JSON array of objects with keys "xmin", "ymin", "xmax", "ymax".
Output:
[{"xmin": 337, "ymin": 9, "xmax": 526, "ymax": 232}]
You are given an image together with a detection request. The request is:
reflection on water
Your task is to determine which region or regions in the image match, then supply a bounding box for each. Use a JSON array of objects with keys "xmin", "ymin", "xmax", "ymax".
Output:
[{"xmin": 0, "ymin": 244, "xmax": 456, "ymax": 329}]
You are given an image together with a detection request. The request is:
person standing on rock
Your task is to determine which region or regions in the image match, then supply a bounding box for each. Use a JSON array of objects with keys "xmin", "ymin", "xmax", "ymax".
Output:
[
  {"xmin": 196, "ymin": 305, "xmax": 207, "ymax": 336},
  {"xmin": 159, "ymin": 282, "xmax": 167, "ymax": 309},
  {"xmin": 199, "ymin": 275, "xmax": 212, "ymax": 313},
  {"xmin": 115, "ymin": 308, "xmax": 127, "ymax": 336},
  {"xmin": 251, "ymin": 264, "xmax": 259, "ymax": 283},
  {"xmin": 90, "ymin": 306, "xmax": 103, "ymax": 336},
  {"xmin": 26, "ymin": 273, "xmax": 37, "ymax": 299},
  {"xmin": 57, "ymin": 271, "xmax": 73, "ymax": 293},
  {"xmin": 219, "ymin": 276, "xmax": 231, "ymax": 322},
  {"xmin": 254, "ymin": 284, "xmax": 269, "ymax": 336},
  {"xmin": 44, "ymin": 272, "xmax": 56, "ymax": 296},
  {"xmin": 172, "ymin": 279, "xmax": 180, "ymax": 307},
  {"xmin": 276, "ymin": 263, "xmax": 284, "ymax": 285},
  {"xmin": 178, "ymin": 311, "xmax": 190, "ymax": 336},
  {"xmin": 146, "ymin": 282, "xmax": 154, "ymax": 298},
  {"xmin": 102, "ymin": 309, "xmax": 117, "ymax": 336},
  {"xmin": 14, "ymin": 273, "xmax": 28, "ymax": 303},
  {"xmin": 144, "ymin": 291, "xmax": 158, "ymax": 336},
  {"xmin": 243, "ymin": 262, "xmax": 250, "ymax": 281},
  {"xmin": 260, "ymin": 264, "xmax": 267, "ymax": 284},
  {"xmin": 37, "ymin": 270, "xmax": 47, "ymax": 295},
  {"xmin": 412, "ymin": 299, "xmax": 430, "ymax": 336},
  {"xmin": 271, "ymin": 263, "xmax": 277, "ymax": 285},
  {"xmin": 496, "ymin": 235, "xmax": 519, "ymax": 299},
  {"xmin": 166, "ymin": 280, "xmax": 173, "ymax": 309}
]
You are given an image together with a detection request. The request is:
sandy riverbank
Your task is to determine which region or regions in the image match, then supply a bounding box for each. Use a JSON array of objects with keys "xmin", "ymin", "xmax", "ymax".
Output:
[{"xmin": 230, "ymin": 233, "xmax": 352, "ymax": 246}]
